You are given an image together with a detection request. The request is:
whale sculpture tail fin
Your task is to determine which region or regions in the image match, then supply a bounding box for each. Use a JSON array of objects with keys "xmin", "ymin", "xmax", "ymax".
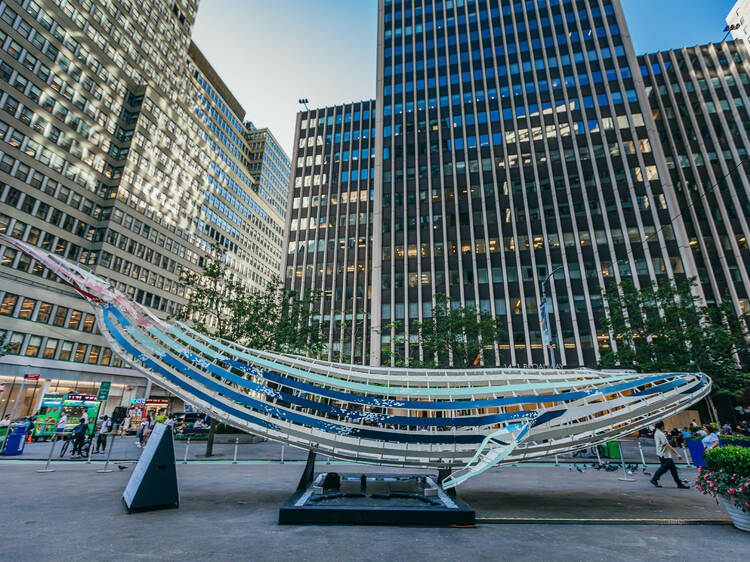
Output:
[{"xmin": 441, "ymin": 422, "xmax": 531, "ymax": 489}]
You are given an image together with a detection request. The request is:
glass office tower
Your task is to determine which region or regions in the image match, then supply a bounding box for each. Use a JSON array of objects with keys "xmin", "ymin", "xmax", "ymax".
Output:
[
  {"xmin": 188, "ymin": 43, "xmax": 286, "ymax": 292},
  {"xmin": 372, "ymin": 0, "xmax": 697, "ymax": 367}
]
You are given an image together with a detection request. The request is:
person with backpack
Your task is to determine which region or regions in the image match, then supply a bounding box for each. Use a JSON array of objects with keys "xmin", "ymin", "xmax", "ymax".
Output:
[{"xmin": 95, "ymin": 415, "xmax": 112, "ymax": 453}]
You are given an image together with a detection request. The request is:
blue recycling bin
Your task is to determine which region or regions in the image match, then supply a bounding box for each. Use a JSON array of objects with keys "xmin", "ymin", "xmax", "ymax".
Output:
[{"xmin": 3, "ymin": 426, "xmax": 27, "ymax": 456}]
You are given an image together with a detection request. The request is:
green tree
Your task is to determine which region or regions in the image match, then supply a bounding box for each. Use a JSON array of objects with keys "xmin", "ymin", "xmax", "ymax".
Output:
[
  {"xmin": 175, "ymin": 261, "xmax": 325, "ymax": 455},
  {"xmin": 177, "ymin": 263, "xmax": 325, "ymax": 355},
  {"xmin": 598, "ymin": 278, "xmax": 749, "ymax": 396},
  {"xmin": 231, "ymin": 278, "xmax": 325, "ymax": 356},
  {"xmin": 174, "ymin": 260, "xmax": 246, "ymax": 341},
  {"xmin": 382, "ymin": 294, "xmax": 505, "ymax": 368}
]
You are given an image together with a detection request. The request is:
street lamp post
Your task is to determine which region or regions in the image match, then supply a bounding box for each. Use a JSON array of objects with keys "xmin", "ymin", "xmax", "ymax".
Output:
[{"xmin": 541, "ymin": 266, "xmax": 564, "ymax": 368}]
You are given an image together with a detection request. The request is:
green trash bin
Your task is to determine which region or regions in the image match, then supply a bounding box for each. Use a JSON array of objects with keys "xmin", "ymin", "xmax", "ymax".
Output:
[{"xmin": 606, "ymin": 441, "xmax": 621, "ymax": 459}]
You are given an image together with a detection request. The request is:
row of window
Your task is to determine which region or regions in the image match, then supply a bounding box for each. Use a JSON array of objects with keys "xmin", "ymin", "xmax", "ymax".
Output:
[
  {"xmin": 0, "ymin": 291, "xmax": 96, "ymax": 332},
  {"xmin": 1, "ymin": 329, "xmax": 121, "ymax": 366}
]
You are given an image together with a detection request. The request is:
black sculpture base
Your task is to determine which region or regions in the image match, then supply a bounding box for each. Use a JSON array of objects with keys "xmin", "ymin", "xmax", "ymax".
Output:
[{"xmin": 279, "ymin": 470, "xmax": 475, "ymax": 526}]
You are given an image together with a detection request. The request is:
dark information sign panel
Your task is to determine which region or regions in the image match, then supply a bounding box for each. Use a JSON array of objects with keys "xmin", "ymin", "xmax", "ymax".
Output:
[{"xmin": 122, "ymin": 423, "xmax": 179, "ymax": 513}]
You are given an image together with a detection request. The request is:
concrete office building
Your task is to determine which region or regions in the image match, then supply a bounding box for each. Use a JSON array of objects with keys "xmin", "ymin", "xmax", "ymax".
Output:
[
  {"xmin": 245, "ymin": 123, "xmax": 291, "ymax": 222},
  {"xmin": 728, "ymin": 0, "xmax": 750, "ymax": 52},
  {"xmin": 286, "ymin": 101, "xmax": 377, "ymax": 363},
  {"xmin": 289, "ymin": 0, "xmax": 704, "ymax": 368},
  {"xmin": 0, "ymin": 0, "xmax": 287, "ymax": 418},
  {"xmin": 639, "ymin": 40, "xmax": 750, "ymax": 315}
]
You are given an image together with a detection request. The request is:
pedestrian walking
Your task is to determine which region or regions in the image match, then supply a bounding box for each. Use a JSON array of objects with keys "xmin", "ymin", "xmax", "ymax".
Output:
[
  {"xmin": 120, "ymin": 415, "xmax": 131, "ymax": 436},
  {"xmin": 650, "ymin": 421, "xmax": 689, "ymax": 489},
  {"xmin": 24, "ymin": 416, "xmax": 36, "ymax": 441},
  {"xmin": 139, "ymin": 414, "xmax": 153, "ymax": 447},
  {"xmin": 95, "ymin": 415, "xmax": 112, "ymax": 453}
]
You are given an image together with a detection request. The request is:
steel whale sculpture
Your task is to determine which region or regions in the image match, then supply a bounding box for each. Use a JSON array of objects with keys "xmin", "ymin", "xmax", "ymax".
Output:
[{"xmin": 1, "ymin": 234, "xmax": 710, "ymax": 488}]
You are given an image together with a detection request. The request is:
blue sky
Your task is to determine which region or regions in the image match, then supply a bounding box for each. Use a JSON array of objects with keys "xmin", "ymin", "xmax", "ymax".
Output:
[{"xmin": 192, "ymin": 0, "xmax": 736, "ymax": 156}]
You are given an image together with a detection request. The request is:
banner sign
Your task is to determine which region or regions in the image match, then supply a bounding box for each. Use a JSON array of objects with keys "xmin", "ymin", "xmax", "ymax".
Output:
[
  {"xmin": 24, "ymin": 374, "xmax": 40, "ymax": 381},
  {"xmin": 130, "ymin": 398, "xmax": 169, "ymax": 407},
  {"xmin": 67, "ymin": 393, "xmax": 98, "ymax": 402},
  {"xmin": 540, "ymin": 301, "xmax": 552, "ymax": 347}
]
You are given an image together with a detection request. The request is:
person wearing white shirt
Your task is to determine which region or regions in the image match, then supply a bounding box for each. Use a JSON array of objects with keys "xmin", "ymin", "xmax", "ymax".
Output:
[
  {"xmin": 54, "ymin": 411, "xmax": 68, "ymax": 441},
  {"xmin": 650, "ymin": 421, "xmax": 689, "ymax": 489},
  {"xmin": 120, "ymin": 415, "xmax": 131, "ymax": 436},
  {"xmin": 95, "ymin": 415, "xmax": 112, "ymax": 453}
]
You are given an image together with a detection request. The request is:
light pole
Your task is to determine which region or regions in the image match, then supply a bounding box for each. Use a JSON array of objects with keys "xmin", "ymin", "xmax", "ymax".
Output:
[{"xmin": 541, "ymin": 266, "xmax": 564, "ymax": 368}]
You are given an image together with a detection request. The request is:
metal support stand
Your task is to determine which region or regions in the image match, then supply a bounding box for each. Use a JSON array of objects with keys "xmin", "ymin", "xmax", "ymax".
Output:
[
  {"xmin": 97, "ymin": 434, "xmax": 115, "ymax": 473},
  {"xmin": 86, "ymin": 434, "xmax": 94, "ymax": 464},
  {"xmin": 682, "ymin": 443, "xmax": 692, "ymax": 467},
  {"xmin": 280, "ymin": 445, "xmax": 285, "ymax": 464},
  {"xmin": 595, "ymin": 445, "xmax": 602, "ymax": 466},
  {"xmin": 232, "ymin": 437, "xmax": 239, "ymax": 464},
  {"xmin": 182, "ymin": 438, "xmax": 190, "ymax": 464},
  {"xmin": 296, "ymin": 450, "xmax": 317, "ymax": 491},
  {"xmin": 555, "ymin": 454, "xmax": 560, "ymax": 466},
  {"xmin": 438, "ymin": 467, "xmax": 457, "ymax": 498},
  {"xmin": 37, "ymin": 438, "xmax": 56, "ymax": 473},
  {"xmin": 617, "ymin": 441, "xmax": 635, "ymax": 481},
  {"xmin": 637, "ymin": 439, "xmax": 647, "ymax": 470}
]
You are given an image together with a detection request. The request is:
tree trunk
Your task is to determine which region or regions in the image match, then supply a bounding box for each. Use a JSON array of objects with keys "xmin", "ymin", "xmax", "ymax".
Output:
[{"xmin": 204, "ymin": 418, "xmax": 218, "ymax": 457}]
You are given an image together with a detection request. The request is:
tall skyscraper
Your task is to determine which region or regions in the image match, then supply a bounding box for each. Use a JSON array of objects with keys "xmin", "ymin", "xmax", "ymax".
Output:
[
  {"xmin": 0, "ymin": 0, "xmax": 287, "ymax": 416},
  {"xmin": 188, "ymin": 43, "xmax": 286, "ymax": 292},
  {"xmin": 288, "ymin": 0, "xmax": 750, "ymax": 369},
  {"xmin": 245, "ymin": 123, "xmax": 291, "ymax": 221},
  {"xmin": 640, "ymin": 40, "xmax": 750, "ymax": 314},
  {"xmin": 285, "ymin": 101, "xmax": 376, "ymax": 363}
]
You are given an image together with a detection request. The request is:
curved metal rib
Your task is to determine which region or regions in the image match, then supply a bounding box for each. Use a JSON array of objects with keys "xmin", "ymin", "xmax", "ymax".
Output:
[{"xmin": 0, "ymin": 234, "xmax": 712, "ymax": 487}]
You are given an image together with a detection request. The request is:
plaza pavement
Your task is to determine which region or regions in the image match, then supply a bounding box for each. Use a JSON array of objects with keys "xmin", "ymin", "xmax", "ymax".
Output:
[{"xmin": 0, "ymin": 456, "xmax": 749, "ymax": 561}]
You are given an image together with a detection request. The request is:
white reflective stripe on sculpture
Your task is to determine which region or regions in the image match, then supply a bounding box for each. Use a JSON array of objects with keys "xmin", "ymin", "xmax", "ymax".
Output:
[{"xmin": 0, "ymin": 234, "xmax": 711, "ymax": 488}]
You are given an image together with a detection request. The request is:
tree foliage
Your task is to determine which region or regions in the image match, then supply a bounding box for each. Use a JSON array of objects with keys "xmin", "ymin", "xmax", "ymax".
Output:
[
  {"xmin": 382, "ymin": 293, "xmax": 505, "ymax": 368},
  {"xmin": 175, "ymin": 260, "xmax": 325, "ymax": 356},
  {"xmin": 598, "ymin": 278, "xmax": 749, "ymax": 396}
]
